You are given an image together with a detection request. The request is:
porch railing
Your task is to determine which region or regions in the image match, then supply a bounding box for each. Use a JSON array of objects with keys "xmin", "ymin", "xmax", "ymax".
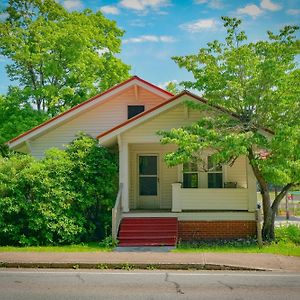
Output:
[
  {"xmin": 112, "ymin": 183, "xmax": 123, "ymax": 240},
  {"xmin": 172, "ymin": 183, "xmax": 249, "ymax": 212}
]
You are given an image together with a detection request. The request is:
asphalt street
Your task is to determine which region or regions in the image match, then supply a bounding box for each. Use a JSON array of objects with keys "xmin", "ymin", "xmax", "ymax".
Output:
[{"xmin": 0, "ymin": 269, "xmax": 300, "ymax": 300}]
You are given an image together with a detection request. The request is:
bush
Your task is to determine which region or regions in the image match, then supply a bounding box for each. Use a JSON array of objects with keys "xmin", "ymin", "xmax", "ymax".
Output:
[
  {"xmin": 0, "ymin": 134, "xmax": 118, "ymax": 246},
  {"xmin": 275, "ymin": 225, "xmax": 300, "ymax": 245}
]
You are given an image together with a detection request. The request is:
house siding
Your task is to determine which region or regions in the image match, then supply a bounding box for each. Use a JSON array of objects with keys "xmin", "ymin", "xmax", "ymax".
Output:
[
  {"xmin": 29, "ymin": 86, "xmax": 166, "ymax": 159},
  {"xmin": 122, "ymin": 104, "xmax": 203, "ymax": 144},
  {"xmin": 122, "ymin": 103, "xmax": 253, "ymax": 213},
  {"xmin": 226, "ymin": 156, "xmax": 247, "ymax": 188}
]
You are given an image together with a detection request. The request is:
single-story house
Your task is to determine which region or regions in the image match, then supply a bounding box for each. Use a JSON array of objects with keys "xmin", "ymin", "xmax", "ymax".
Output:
[{"xmin": 8, "ymin": 76, "xmax": 259, "ymax": 246}]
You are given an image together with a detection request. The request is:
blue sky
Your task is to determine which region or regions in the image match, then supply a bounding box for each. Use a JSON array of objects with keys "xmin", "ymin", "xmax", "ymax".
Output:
[{"xmin": 0, "ymin": 0, "xmax": 299, "ymax": 93}]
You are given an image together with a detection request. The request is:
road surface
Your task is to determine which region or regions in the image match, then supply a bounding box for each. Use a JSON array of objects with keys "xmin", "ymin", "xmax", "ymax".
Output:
[{"xmin": 0, "ymin": 269, "xmax": 299, "ymax": 300}]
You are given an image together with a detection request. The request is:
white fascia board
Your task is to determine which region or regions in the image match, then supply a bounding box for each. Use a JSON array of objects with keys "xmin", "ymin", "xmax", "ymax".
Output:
[
  {"xmin": 136, "ymin": 81, "xmax": 172, "ymax": 99},
  {"xmin": 9, "ymin": 79, "xmax": 171, "ymax": 149}
]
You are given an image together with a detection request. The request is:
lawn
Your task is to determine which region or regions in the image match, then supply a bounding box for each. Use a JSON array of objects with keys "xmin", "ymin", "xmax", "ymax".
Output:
[
  {"xmin": 0, "ymin": 242, "xmax": 113, "ymax": 252},
  {"xmin": 174, "ymin": 225, "xmax": 300, "ymax": 256}
]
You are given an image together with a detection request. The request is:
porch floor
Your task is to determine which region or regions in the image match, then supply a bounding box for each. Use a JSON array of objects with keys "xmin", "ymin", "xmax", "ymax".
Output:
[{"xmin": 122, "ymin": 210, "xmax": 256, "ymax": 221}]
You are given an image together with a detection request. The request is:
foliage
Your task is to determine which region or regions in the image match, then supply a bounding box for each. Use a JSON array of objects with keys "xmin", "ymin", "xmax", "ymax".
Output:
[
  {"xmin": 0, "ymin": 242, "xmax": 113, "ymax": 252},
  {"xmin": 98, "ymin": 236, "xmax": 118, "ymax": 248},
  {"xmin": 0, "ymin": 134, "xmax": 118, "ymax": 246},
  {"xmin": 159, "ymin": 17, "xmax": 300, "ymax": 240},
  {"xmin": 0, "ymin": 89, "xmax": 47, "ymax": 145},
  {"xmin": 165, "ymin": 81, "xmax": 181, "ymax": 95},
  {"xmin": 275, "ymin": 224, "xmax": 300, "ymax": 245},
  {"xmin": 0, "ymin": 0, "xmax": 130, "ymax": 115}
]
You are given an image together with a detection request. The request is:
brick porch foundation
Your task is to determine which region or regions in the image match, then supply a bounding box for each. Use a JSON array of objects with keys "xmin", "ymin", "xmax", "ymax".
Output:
[{"xmin": 178, "ymin": 221, "xmax": 257, "ymax": 241}]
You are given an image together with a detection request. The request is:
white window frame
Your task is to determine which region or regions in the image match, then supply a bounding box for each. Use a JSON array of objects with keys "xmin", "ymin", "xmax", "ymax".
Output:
[{"xmin": 181, "ymin": 156, "xmax": 225, "ymax": 188}]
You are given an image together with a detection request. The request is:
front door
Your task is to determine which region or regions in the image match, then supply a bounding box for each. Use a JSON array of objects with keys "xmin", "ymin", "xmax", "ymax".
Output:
[{"xmin": 138, "ymin": 154, "xmax": 160, "ymax": 209}]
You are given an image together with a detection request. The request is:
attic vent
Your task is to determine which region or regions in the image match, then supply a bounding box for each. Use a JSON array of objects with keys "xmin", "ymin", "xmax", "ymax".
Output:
[{"xmin": 128, "ymin": 105, "xmax": 145, "ymax": 119}]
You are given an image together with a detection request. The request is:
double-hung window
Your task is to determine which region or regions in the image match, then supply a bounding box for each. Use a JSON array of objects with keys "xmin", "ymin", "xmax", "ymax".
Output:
[
  {"xmin": 182, "ymin": 162, "xmax": 198, "ymax": 188},
  {"xmin": 207, "ymin": 156, "xmax": 223, "ymax": 188}
]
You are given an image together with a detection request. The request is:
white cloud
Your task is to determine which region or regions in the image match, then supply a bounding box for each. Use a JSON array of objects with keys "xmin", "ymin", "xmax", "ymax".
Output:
[
  {"xmin": 236, "ymin": 4, "xmax": 264, "ymax": 19},
  {"xmin": 194, "ymin": 0, "xmax": 224, "ymax": 9},
  {"xmin": 260, "ymin": 0, "xmax": 281, "ymax": 11},
  {"xmin": 160, "ymin": 36, "xmax": 176, "ymax": 42},
  {"xmin": 123, "ymin": 35, "xmax": 176, "ymax": 44},
  {"xmin": 100, "ymin": 5, "xmax": 120, "ymax": 15},
  {"xmin": 62, "ymin": 0, "xmax": 83, "ymax": 11},
  {"xmin": 119, "ymin": 0, "xmax": 170, "ymax": 11},
  {"xmin": 286, "ymin": 9, "xmax": 300, "ymax": 15},
  {"xmin": 180, "ymin": 18, "xmax": 217, "ymax": 32}
]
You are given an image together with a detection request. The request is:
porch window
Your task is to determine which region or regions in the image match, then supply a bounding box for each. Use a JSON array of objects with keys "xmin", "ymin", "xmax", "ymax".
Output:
[
  {"xmin": 128, "ymin": 105, "xmax": 145, "ymax": 119},
  {"xmin": 207, "ymin": 156, "xmax": 223, "ymax": 188},
  {"xmin": 183, "ymin": 162, "xmax": 198, "ymax": 188}
]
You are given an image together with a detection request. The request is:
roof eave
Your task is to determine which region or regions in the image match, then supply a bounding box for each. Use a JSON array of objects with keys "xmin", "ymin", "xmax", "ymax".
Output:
[{"xmin": 8, "ymin": 76, "xmax": 173, "ymax": 149}]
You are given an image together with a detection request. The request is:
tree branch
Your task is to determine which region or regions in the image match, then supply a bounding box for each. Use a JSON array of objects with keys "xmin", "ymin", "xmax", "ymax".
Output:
[{"xmin": 271, "ymin": 183, "xmax": 294, "ymax": 211}]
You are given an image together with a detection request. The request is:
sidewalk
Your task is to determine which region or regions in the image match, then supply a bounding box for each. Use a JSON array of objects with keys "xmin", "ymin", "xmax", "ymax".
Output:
[
  {"xmin": 1, "ymin": 251, "xmax": 300, "ymax": 272},
  {"xmin": 275, "ymin": 216, "xmax": 300, "ymax": 227}
]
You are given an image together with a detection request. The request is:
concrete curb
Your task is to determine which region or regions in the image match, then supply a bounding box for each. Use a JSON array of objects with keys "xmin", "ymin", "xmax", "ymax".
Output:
[{"xmin": 0, "ymin": 261, "xmax": 267, "ymax": 271}]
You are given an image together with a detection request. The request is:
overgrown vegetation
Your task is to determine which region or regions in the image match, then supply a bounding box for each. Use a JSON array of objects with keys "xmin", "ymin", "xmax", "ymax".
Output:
[
  {"xmin": 0, "ymin": 134, "xmax": 118, "ymax": 246},
  {"xmin": 175, "ymin": 225, "xmax": 300, "ymax": 256}
]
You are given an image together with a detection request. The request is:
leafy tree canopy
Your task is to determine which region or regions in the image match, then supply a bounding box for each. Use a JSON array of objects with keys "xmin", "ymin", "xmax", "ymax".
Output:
[
  {"xmin": 0, "ymin": 88, "xmax": 47, "ymax": 144},
  {"xmin": 159, "ymin": 17, "xmax": 300, "ymax": 240},
  {"xmin": 0, "ymin": 0, "xmax": 130, "ymax": 116},
  {"xmin": 165, "ymin": 81, "xmax": 181, "ymax": 95}
]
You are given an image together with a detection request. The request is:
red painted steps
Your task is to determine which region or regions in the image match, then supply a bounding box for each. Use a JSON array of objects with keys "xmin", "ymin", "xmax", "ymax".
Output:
[{"xmin": 117, "ymin": 217, "xmax": 178, "ymax": 247}]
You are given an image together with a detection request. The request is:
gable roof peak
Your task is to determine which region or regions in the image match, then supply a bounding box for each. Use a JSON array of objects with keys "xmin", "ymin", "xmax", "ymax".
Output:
[{"xmin": 8, "ymin": 75, "xmax": 173, "ymax": 147}]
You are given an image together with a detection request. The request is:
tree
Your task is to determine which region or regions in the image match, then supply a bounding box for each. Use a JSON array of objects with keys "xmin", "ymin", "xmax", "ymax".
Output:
[
  {"xmin": 165, "ymin": 81, "xmax": 181, "ymax": 95},
  {"xmin": 0, "ymin": 88, "xmax": 47, "ymax": 145},
  {"xmin": 0, "ymin": 0, "xmax": 130, "ymax": 116},
  {"xmin": 159, "ymin": 17, "xmax": 300, "ymax": 240}
]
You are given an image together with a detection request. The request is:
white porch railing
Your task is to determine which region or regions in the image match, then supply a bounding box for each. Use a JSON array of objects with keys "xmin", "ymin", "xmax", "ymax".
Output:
[
  {"xmin": 172, "ymin": 183, "xmax": 249, "ymax": 212},
  {"xmin": 112, "ymin": 183, "xmax": 123, "ymax": 240}
]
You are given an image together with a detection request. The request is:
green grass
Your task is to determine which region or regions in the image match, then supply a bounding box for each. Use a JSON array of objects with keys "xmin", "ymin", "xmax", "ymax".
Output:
[
  {"xmin": 174, "ymin": 241, "xmax": 300, "ymax": 256},
  {"xmin": 174, "ymin": 225, "xmax": 300, "ymax": 256},
  {"xmin": 0, "ymin": 242, "xmax": 113, "ymax": 252}
]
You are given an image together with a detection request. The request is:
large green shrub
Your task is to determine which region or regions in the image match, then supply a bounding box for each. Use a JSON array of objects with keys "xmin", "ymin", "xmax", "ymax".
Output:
[{"xmin": 0, "ymin": 134, "xmax": 118, "ymax": 246}]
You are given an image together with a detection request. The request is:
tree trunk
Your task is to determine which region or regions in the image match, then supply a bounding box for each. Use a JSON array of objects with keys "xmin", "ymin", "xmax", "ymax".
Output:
[
  {"xmin": 247, "ymin": 148, "xmax": 294, "ymax": 241},
  {"xmin": 261, "ymin": 196, "xmax": 276, "ymax": 240}
]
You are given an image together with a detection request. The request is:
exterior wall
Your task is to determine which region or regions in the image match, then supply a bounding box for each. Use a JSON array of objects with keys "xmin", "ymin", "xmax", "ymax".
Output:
[
  {"xmin": 128, "ymin": 143, "xmax": 177, "ymax": 209},
  {"xmin": 178, "ymin": 220, "xmax": 257, "ymax": 240},
  {"xmin": 122, "ymin": 104, "xmax": 203, "ymax": 144},
  {"xmin": 226, "ymin": 156, "xmax": 247, "ymax": 188},
  {"xmin": 29, "ymin": 86, "xmax": 166, "ymax": 159},
  {"xmin": 121, "ymin": 104, "xmax": 255, "ymax": 212}
]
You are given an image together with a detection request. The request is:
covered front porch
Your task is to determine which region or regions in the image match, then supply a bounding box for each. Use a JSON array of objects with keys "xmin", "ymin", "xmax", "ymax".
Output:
[
  {"xmin": 112, "ymin": 141, "xmax": 257, "ymax": 240},
  {"xmin": 96, "ymin": 96, "xmax": 258, "ymax": 244}
]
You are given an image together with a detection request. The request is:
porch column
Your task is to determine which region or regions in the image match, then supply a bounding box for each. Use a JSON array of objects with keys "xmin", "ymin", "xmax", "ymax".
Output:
[
  {"xmin": 118, "ymin": 135, "xmax": 129, "ymax": 212},
  {"xmin": 172, "ymin": 183, "xmax": 182, "ymax": 212},
  {"xmin": 246, "ymin": 159, "xmax": 257, "ymax": 212}
]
